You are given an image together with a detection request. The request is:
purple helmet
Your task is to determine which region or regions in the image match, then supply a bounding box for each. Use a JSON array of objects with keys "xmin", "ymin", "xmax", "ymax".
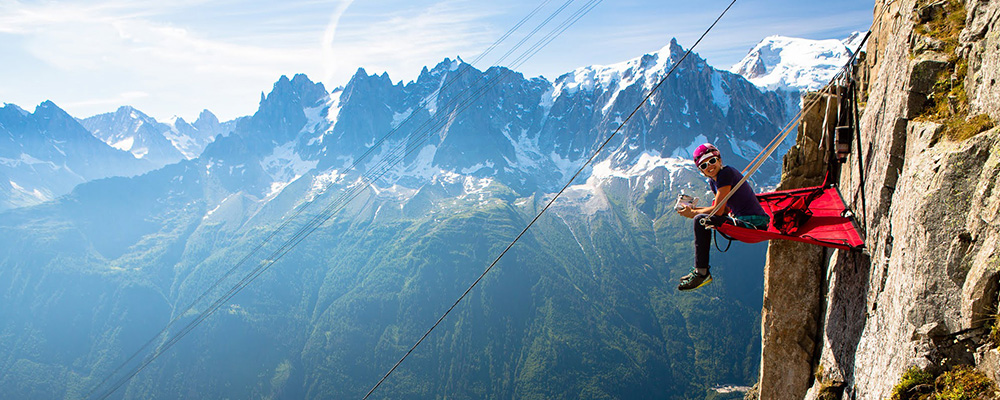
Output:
[{"xmin": 693, "ymin": 143, "xmax": 720, "ymax": 165}]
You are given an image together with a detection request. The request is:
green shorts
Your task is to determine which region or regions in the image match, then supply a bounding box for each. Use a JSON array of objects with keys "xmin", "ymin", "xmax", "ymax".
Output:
[{"xmin": 733, "ymin": 214, "xmax": 770, "ymax": 230}]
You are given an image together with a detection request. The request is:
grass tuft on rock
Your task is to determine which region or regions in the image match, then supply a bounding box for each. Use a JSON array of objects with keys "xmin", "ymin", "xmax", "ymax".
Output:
[
  {"xmin": 934, "ymin": 366, "xmax": 998, "ymax": 400},
  {"xmin": 891, "ymin": 365, "xmax": 999, "ymax": 400},
  {"xmin": 944, "ymin": 114, "xmax": 995, "ymax": 142},
  {"xmin": 892, "ymin": 366, "xmax": 934, "ymax": 400}
]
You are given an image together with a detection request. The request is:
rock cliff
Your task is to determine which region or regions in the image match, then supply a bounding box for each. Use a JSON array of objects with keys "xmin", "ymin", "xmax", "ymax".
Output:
[{"xmin": 754, "ymin": 0, "xmax": 1000, "ymax": 399}]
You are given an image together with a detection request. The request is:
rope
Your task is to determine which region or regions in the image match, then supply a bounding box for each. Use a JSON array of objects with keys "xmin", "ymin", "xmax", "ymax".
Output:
[
  {"xmin": 713, "ymin": 229, "xmax": 733, "ymax": 252},
  {"xmin": 705, "ymin": 30, "xmax": 873, "ymax": 218},
  {"xmin": 851, "ymin": 80, "xmax": 868, "ymax": 235},
  {"xmin": 362, "ymin": 1, "xmax": 738, "ymax": 398}
]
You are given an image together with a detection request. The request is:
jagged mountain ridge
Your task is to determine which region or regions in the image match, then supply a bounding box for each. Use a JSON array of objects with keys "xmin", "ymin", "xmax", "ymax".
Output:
[
  {"xmin": 198, "ymin": 38, "xmax": 787, "ymax": 206},
  {"xmin": 81, "ymin": 106, "xmax": 187, "ymax": 167},
  {"xmin": 0, "ymin": 101, "xmax": 235, "ymax": 212},
  {"xmin": 0, "ymin": 101, "xmax": 154, "ymax": 211},
  {"xmin": 166, "ymin": 110, "xmax": 235, "ymax": 159}
]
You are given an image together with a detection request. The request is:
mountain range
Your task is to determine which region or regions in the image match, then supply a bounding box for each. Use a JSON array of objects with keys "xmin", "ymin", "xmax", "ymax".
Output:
[
  {"xmin": 0, "ymin": 102, "xmax": 152, "ymax": 210},
  {"xmin": 0, "ymin": 34, "xmax": 857, "ymax": 399},
  {"xmin": 81, "ymin": 107, "xmax": 235, "ymax": 167},
  {"xmin": 0, "ymin": 103, "xmax": 237, "ymax": 212},
  {"xmin": 0, "ymin": 33, "xmax": 857, "ymax": 214}
]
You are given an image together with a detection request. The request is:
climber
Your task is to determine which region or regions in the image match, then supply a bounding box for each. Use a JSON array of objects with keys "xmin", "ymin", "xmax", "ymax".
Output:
[{"xmin": 675, "ymin": 143, "xmax": 770, "ymax": 291}]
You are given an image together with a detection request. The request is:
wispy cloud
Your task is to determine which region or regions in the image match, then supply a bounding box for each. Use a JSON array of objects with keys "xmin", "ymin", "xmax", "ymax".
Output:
[
  {"xmin": 0, "ymin": 0, "xmax": 499, "ymax": 119},
  {"xmin": 323, "ymin": 0, "xmax": 497, "ymax": 85},
  {"xmin": 1, "ymin": 1, "xmax": 315, "ymax": 74},
  {"xmin": 322, "ymin": 0, "xmax": 356, "ymax": 85}
]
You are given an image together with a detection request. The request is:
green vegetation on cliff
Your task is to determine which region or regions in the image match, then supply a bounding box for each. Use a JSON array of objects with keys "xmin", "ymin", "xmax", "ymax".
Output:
[
  {"xmin": 913, "ymin": 0, "xmax": 996, "ymax": 143},
  {"xmin": 891, "ymin": 365, "xmax": 998, "ymax": 400}
]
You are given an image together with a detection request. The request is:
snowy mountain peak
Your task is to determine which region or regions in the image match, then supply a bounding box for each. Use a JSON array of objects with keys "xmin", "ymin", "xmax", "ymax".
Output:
[
  {"xmin": 35, "ymin": 100, "xmax": 73, "ymax": 119},
  {"xmin": 554, "ymin": 37, "xmax": 686, "ymax": 96},
  {"xmin": 166, "ymin": 109, "xmax": 232, "ymax": 159},
  {"xmin": 3, "ymin": 103, "xmax": 29, "ymax": 117},
  {"xmin": 413, "ymin": 57, "xmax": 467, "ymax": 85},
  {"xmin": 664, "ymin": 37, "xmax": 683, "ymax": 59},
  {"xmin": 730, "ymin": 32, "xmax": 865, "ymax": 92},
  {"xmin": 264, "ymin": 74, "xmax": 329, "ymax": 108},
  {"xmin": 434, "ymin": 57, "xmax": 462, "ymax": 73},
  {"xmin": 168, "ymin": 109, "xmax": 221, "ymax": 129}
]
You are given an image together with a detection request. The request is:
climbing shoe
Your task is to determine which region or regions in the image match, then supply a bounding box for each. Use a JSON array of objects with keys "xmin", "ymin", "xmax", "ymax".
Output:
[{"xmin": 677, "ymin": 269, "xmax": 712, "ymax": 291}]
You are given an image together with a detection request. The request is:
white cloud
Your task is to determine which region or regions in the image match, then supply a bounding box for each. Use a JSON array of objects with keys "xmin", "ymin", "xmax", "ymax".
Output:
[
  {"xmin": 5, "ymin": 3, "xmax": 314, "ymax": 75},
  {"xmin": 0, "ymin": 0, "xmax": 873, "ymax": 122},
  {"xmin": 0, "ymin": 0, "xmax": 331, "ymax": 120},
  {"xmin": 0, "ymin": 0, "xmax": 497, "ymax": 120},
  {"xmin": 63, "ymin": 91, "xmax": 150, "ymax": 108}
]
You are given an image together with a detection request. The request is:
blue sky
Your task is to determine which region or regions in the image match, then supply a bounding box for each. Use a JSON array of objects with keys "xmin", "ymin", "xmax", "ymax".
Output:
[{"xmin": 0, "ymin": 0, "xmax": 873, "ymax": 122}]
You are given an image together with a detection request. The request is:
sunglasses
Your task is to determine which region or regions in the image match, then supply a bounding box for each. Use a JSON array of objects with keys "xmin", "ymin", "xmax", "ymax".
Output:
[{"xmin": 699, "ymin": 157, "xmax": 719, "ymax": 170}]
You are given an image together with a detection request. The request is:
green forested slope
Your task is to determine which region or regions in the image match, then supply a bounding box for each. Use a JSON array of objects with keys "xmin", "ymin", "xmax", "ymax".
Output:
[{"xmin": 0, "ymin": 171, "xmax": 764, "ymax": 399}]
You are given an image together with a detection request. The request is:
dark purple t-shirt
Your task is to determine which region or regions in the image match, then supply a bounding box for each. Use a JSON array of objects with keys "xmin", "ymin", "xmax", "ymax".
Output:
[{"xmin": 709, "ymin": 165, "xmax": 767, "ymax": 217}]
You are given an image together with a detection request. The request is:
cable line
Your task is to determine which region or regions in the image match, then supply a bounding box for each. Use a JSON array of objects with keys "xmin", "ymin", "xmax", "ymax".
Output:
[
  {"xmin": 493, "ymin": 0, "xmax": 577, "ymax": 66},
  {"xmin": 86, "ymin": 1, "xmax": 601, "ymax": 399},
  {"xmin": 510, "ymin": 0, "xmax": 603, "ymax": 69},
  {"xmin": 362, "ymin": 0, "xmax": 738, "ymax": 398}
]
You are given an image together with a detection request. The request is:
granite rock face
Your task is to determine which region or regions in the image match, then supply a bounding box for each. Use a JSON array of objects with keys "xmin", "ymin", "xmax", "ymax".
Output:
[
  {"xmin": 757, "ymin": 0, "xmax": 1000, "ymax": 399},
  {"xmin": 964, "ymin": 0, "xmax": 1000, "ymax": 119},
  {"xmin": 756, "ymin": 93, "xmax": 834, "ymax": 400}
]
